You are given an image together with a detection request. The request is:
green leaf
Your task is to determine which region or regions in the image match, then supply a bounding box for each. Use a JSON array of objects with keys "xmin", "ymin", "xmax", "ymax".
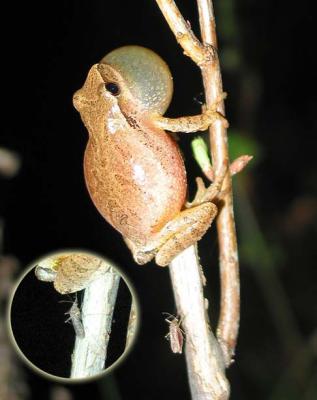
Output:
[{"xmin": 191, "ymin": 136, "xmax": 212, "ymax": 171}]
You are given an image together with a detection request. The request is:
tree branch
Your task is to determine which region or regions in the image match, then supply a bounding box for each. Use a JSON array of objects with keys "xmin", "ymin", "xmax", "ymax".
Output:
[
  {"xmin": 71, "ymin": 267, "xmax": 120, "ymax": 379},
  {"xmin": 196, "ymin": 0, "xmax": 240, "ymax": 366},
  {"xmin": 156, "ymin": 0, "xmax": 210, "ymax": 66},
  {"xmin": 156, "ymin": 1, "xmax": 241, "ymax": 397},
  {"xmin": 169, "ymin": 246, "xmax": 229, "ymax": 399}
]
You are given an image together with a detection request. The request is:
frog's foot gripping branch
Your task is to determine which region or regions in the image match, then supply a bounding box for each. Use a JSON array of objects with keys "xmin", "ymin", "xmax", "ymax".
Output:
[
  {"xmin": 124, "ymin": 155, "xmax": 251, "ymax": 268},
  {"xmin": 124, "ymin": 163, "xmax": 228, "ymax": 267},
  {"xmin": 186, "ymin": 162, "xmax": 228, "ymax": 208},
  {"xmin": 125, "ymin": 200, "xmax": 218, "ymax": 267}
]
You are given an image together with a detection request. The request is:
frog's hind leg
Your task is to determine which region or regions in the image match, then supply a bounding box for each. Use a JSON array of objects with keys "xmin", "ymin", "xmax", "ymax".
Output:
[
  {"xmin": 125, "ymin": 163, "xmax": 227, "ymax": 267},
  {"xmin": 155, "ymin": 202, "xmax": 218, "ymax": 266}
]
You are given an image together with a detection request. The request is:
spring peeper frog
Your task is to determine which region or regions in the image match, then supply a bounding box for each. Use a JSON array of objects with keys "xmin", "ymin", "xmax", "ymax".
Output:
[{"xmin": 73, "ymin": 45, "xmax": 227, "ymax": 266}]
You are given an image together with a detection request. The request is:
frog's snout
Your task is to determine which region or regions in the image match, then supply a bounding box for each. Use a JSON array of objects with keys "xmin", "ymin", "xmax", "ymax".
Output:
[{"xmin": 73, "ymin": 65, "xmax": 103, "ymax": 113}]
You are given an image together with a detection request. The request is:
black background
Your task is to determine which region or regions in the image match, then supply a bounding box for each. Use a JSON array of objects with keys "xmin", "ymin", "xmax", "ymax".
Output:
[{"xmin": 1, "ymin": 0, "xmax": 316, "ymax": 399}]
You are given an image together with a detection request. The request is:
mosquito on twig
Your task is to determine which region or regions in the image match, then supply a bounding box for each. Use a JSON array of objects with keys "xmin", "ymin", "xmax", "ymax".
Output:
[
  {"xmin": 60, "ymin": 294, "xmax": 85, "ymax": 339},
  {"xmin": 163, "ymin": 312, "xmax": 185, "ymax": 354}
]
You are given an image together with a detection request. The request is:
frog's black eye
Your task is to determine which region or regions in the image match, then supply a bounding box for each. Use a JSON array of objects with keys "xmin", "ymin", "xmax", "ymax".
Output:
[{"xmin": 105, "ymin": 82, "xmax": 120, "ymax": 96}]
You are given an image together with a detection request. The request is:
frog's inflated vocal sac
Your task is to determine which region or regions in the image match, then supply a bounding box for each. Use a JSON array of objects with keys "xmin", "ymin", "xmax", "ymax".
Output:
[{"xmin": 73, "ymin": 45, "xmax": 227, "ymax": 266}]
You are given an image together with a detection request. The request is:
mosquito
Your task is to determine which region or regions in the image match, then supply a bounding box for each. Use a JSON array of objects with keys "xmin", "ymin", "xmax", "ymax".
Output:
[
  {"xmin": 62, "ymin": 294, "xmax": 85, "ymax": 339},
  {"xmin": 163, "ymin": 313, "xmax": 185, "ymax": 354}
]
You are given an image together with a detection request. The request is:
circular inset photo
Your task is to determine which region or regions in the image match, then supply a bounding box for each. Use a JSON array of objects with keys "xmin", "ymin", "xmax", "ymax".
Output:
[{"xmin": 7, "ymin": 250, "xmax": 139, "ymax": 382}]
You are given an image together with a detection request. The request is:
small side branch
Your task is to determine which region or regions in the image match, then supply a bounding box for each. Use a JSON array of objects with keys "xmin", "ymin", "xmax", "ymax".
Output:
[
  {"xmin": 70, "ymin": 267, "xmax": 120, "ymax": 378},
  {"xmin": 191, "ymin": 137, "xmax": 252, "ymax": 182}
]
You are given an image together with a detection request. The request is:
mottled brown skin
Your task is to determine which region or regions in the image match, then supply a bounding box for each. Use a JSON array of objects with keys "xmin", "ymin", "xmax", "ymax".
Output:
[
  {"xmin": 35, "ymin": 254, "xmax": 110, "ymax": 294},
  {"xmin": 73, "ymin": 46, "xmax": 226, "ymax": 266}
]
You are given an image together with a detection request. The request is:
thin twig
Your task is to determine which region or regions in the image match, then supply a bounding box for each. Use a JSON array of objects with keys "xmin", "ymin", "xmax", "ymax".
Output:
[
  {"xmin": 71, "ymin": 267, "xmax": 120, "ymax": 378},
  {"xmin": 156, "ymin": 0, "xmax": 240, "ymax": 395},
  {"xmin": 196, "ymin": 0, "xmax": 240, "ymax": 366}
]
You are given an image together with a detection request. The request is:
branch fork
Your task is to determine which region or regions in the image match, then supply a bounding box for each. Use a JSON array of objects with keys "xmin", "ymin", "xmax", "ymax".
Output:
[{"xmin": 155, "ymin": 0, "xmax": 252, "ymax": 398}]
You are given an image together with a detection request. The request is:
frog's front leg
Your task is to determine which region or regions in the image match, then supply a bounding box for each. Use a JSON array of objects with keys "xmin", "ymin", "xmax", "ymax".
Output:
[{"xmin": 153, "ymin": 93, "xmax": 228, "ymax": 133}]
